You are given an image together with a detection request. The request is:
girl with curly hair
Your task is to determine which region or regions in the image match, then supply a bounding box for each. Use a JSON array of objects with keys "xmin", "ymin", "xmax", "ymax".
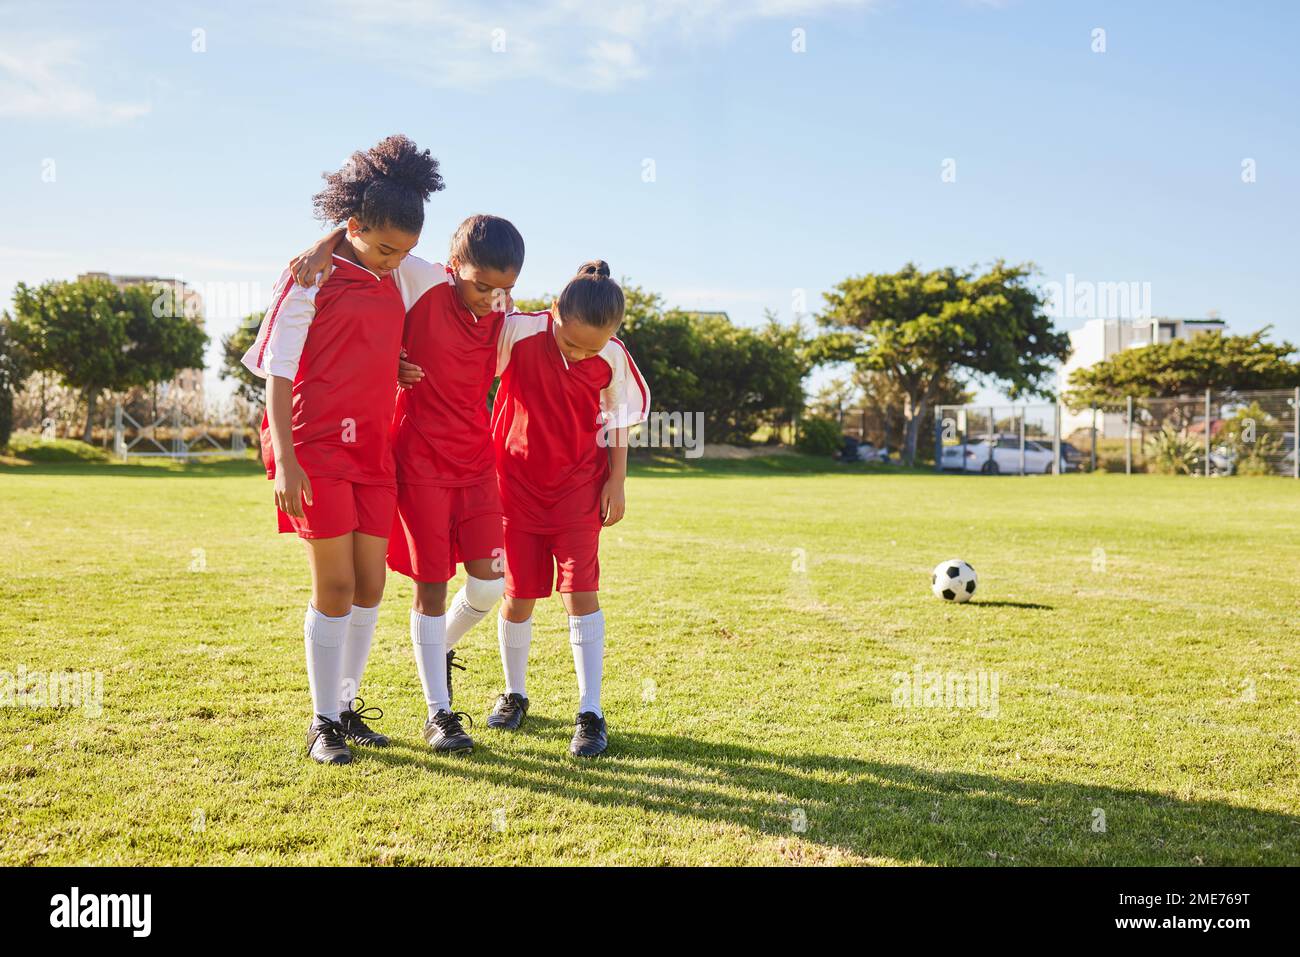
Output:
[
  {"xmin": 288, "ymin": 213, "xmax": 526, "ymax": 757},
  {"xmin": 241, "ymin": 134, "xmax": 444, "ymax": 765}
]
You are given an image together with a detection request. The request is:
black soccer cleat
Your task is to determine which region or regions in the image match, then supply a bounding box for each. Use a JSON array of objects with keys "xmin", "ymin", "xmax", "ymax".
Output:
[
  {"xmin": 338, "ymin": 697, "xmax": 390, "ymax": 747},
  {"xmin": 569, "ymin": 711, "xmax": 608, "ymax": 758},
  {"xmin": 306, "ymin": 715, "xmax": 353, "ymax": 765},
  {"xmin": 486, "ymin": 692, "xmax": 529, "ymax": 731},
  {"xmin": 446, "ymin": 650, "xmax": 466, "ymax": 705},
  {"xmin": 422, "ymin": 709, "xmax": 474, "ymax": 754}
]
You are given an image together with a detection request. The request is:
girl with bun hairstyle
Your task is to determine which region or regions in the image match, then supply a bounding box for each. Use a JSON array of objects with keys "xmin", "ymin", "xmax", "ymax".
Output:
[
  {"xmin": 487, "ymin": 260, "xmax": 651, "ymax": 757},
  {"xmin": 241, "ymin": 134, "xmax": 444, "ymax": 765}
]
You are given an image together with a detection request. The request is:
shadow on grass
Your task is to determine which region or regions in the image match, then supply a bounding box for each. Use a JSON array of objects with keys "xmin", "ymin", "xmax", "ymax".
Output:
[
  {"xmin": 359, "ymin": 727, "xmax": 1298, "ymax": 865},
  {"xmin": 968, "ymin": 600, "xmax": 1054, "ymax": 610},
  {"xmin": 2, "ymin": 452, "xmax": 937, "ymax": 481},
  {"xmin": 0, "ymin": 456, "xmax": 264, "ymax": 479},
  {"xmin": 630, "ymin": 452, "xmax": 937, "ymax": 479}
]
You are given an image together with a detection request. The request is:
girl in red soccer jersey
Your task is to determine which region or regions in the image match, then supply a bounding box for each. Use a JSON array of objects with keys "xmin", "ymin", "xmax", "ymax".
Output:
[
  {"xmin": 490, "ymin": 260, "xmax": 650, "ymax": 757},
  {"xmin": 242, "ymin": 135, "xmax": 443, "ymax": 765},
  {"xmin": 287, "ymin": 215, "xmax": 525, "ymax": 755}
]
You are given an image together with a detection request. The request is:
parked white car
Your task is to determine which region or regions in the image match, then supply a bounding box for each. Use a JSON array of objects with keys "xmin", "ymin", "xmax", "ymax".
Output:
[{"xmin": 941, "ymin": 437, "xmax": 1067, "ymax": 474}]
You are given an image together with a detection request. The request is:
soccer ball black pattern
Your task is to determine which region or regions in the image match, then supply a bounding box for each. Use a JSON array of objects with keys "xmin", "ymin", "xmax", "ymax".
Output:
[{"xmin": 931, "ymin": 559, "xmax": 977, "ymax": 602}]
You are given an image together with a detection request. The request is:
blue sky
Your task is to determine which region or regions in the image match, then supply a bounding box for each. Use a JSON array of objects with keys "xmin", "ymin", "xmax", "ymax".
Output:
[{"xmin": 3, "ymin": 0, "xmax": 1297, "ymax": 405}]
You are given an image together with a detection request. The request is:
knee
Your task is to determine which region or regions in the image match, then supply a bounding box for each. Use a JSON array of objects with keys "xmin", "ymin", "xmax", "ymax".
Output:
[
  {"xmin": 414, "ymin": 580, "xmax": 447, "ymax": 617},
  {"xmin": 501, "ymin": 597, "xmax": 534, "ymax": 625},
  {"xmin": 314, "ymin": 574, "xmax": 355, "ymax": 616},
  {"xmin": 464, "ymin": 574, "xmax": 505, "ymax": 612},
  {"xmin": 564, "ymin": 592, "xmax": 600, "ymax": 617},
  {"xmin": 353, "ymin": 569, "xmax": 386, "ymax": 608},
  {"xmin": 353, "ymin": 581, "xmax": 385, "ymax": 608}
]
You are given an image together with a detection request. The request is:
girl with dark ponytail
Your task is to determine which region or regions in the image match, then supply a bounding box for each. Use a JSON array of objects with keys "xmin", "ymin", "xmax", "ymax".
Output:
[
  {"xmin": 487, "ymin": 260, "xmax": 651, "ymax": 757},
  {"xmin": 241, "ymin": 134, "xmax": 443, "ymax": 766}
]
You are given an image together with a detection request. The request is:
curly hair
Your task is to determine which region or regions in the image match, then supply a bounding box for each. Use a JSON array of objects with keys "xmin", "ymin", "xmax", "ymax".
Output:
[
  {"xmin": 449, "ymin": 214, "xmax": 525, "ymax": 273},
  {"xmin": 558, "ymin": 260, "xmax": 624, "ymax": 328},
  {"xmin": 312, "ymin": 134, "xmax": 445, "ymax": 234}
]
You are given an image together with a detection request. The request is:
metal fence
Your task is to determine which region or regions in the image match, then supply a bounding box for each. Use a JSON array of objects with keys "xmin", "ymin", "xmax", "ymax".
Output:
[
  {"xmin": 113, "ymin": 400, "xmax": 261, "ymax": 461},
  {"xmin": 933, "ymin": 403, "xmax": 1063, "ymax": 474},
  {"xmin": 935, "ymin": 387, "xmax": 1300, "ymax": 477}
]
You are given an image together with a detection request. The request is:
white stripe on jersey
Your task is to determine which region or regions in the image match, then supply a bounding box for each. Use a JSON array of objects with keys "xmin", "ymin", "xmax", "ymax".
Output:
[
  {"xmin": 241, "ymin": 268, "xmax": 318, "ymax": 381},
  {"xmin": 496, "ymin": 310, "xmax": 552, "ymax": 377},
  {"xmin": 394, "ymin": 254, "xmax": 448, "ymax": 311},
  {"xmin": 599, "ymin": 336, "xmax": 651, "ymax": 428}
]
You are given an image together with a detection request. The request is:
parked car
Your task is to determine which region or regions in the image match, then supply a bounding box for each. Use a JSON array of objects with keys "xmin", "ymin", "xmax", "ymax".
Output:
[
  {"xmin": 1208, "ymin": 444, "xmax": 1236, "ymax": 475},
  {"xmin": 940, "ymin": 436, "xmax": 1069, "ymax": 474}
]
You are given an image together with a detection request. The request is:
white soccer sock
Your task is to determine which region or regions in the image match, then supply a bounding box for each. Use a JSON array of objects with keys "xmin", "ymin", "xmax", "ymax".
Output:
[
  {"xmin": 568, "ymin": 609, "xmax": 605, "ymax": 718},
  {"xmin": 304, "ymin": 604, "xmax": 350, "ymax": 721},
  {"xmin": 445, "ymin": 575, "xmax": 504, "ymax": 649},
  {"xmin": 498, "ymin": 615, "xmax": 532, "ymax": 699},
  {"xmin": 340, "ymin": 603, "xmax": 379, "ymax": 713},
  {"xmin": 411, "ymin": 609, "xmax": 450, "ymax": 718}
]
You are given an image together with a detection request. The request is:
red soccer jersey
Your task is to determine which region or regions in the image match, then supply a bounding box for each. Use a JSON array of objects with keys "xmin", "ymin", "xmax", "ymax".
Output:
[
  {"xmin": 491, "ymin": 310, "xmax": 651, "ymax": 531},
  {"xmin": 391, "ymin": 257, "xmax": 506, "ymax": 486},
  {"xmin": 242, "ymin": 256, "xmax": 405, "ymax": 485}
]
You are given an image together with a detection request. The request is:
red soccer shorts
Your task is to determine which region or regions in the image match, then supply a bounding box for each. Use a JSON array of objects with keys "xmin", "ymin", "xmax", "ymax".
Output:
[
  {"xmin": 387, "ymin": 476, "xmax": 504, "ymax": 583},
  {"xmin": 502, "ymin": 522, "xmax": 601, "ymax": 599},
  {"xmin": 277, "ymin": 477, "xmax": 397, "ymax": 540}
]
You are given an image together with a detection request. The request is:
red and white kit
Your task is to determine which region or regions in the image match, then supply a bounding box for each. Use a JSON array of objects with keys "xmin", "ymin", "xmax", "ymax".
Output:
[
  {"xmin": 385, "ymin": 257, "xmax": 509, "ymax": 583},
  {"xmin": 242, "ymin": 255, "xmax": 405, "ymax": 539},
  {"xmin": 491, "ymin": 310, "xmax": 651, "ymax": 599}
]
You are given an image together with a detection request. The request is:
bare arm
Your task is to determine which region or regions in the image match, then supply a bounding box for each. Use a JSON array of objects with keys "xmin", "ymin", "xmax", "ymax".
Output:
[
  {"xmin": 266, "ymin": 375, "xmax": 312, "ymax": 516},
  {"xmin": 601, "ymin": 426, "xmax": 628, "ymax": 526},
  {"xmin": 290, "ymin": 226, "xmax": 346, "ymax": 287}
]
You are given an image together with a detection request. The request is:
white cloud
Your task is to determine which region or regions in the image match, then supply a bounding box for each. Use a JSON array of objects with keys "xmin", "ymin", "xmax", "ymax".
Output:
[
  {"xmin": 300, "ymin": 0, "xmax": 875, "ymax": 91},
  {"xmin": 0, "ymin": 36, "xmax": 149, "ymax": 124}
]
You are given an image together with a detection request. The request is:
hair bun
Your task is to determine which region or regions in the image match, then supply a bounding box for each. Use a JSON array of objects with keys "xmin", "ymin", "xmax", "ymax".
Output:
[
  {"xmin": 578, "ymin": 259, "xmax": 611, "ymax": 279},
  {"xmin": 368, "ymin": 133, "xmax": 444, "ymax": 200}
]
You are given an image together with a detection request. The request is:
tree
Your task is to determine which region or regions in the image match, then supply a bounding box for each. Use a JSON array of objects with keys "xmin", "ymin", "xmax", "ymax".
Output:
[
  {"xmin": 810, "ymin": 377, "xmax": 860, "ymax": 427},
  {"xmin": 11, "ymin": 277, "xmax": 207, "ymax": 442},
  {"xmin": 221, "ymin": 313, "xmax": 266, "ymax": 404},
  {"xmin": 687, "ymin": 312, "xmax": 806, "ymax": 443},
  {"xmin": 609, "ymin": 284, "xmax": 712, "ymax": 432},
  {"xmin": 852, "ymin": 368, "xmax": 972, "ymax": 453},
  {"xmin": 521, "ymin": 282, "xmax": 809, "ymax": 446},
  {"xmin": 756, "ymin": 309, "xmax": 814, "ymax": 431},
  {"xmin": 816, "ymin": 262, "xmax": 1068, "ymax": 464},
  {"xmin": 1065, "ymin": 329, "xmax": 1300, "ymax": 409},
  {"xmin": 0, "ymin": 312, "xmax": 32, "ymax": 449}
]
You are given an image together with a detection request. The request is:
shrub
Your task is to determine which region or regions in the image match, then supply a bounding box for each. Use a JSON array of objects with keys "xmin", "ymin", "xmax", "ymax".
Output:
[
  {"xmin": 796, "ymin": 416, "xmax": 842, "ymax": 457},
  {"xmin": 1235, "ymin": 455, "xmax": 1278, "ymax": 477},
  {"xmin": 7, "ymin": 432, "xmax": 110, "ymax": 463},
  {"xmin": 1218, "ymin": 401, "xmax": 1283, "ymax": 477},
  {"xmin": 1144, "ymin": 426, "xmax": 1199, "ymax": 475}
]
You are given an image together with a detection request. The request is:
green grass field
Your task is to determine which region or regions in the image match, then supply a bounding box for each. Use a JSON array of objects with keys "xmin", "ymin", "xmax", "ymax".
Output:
[{"xmin": 1, "ymin": 453, "xmax": 1297, "ymax": 865}]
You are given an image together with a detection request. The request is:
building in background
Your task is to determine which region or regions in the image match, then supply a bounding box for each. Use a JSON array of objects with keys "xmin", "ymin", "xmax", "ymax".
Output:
[{"xmin": 1059, "ymin": 316, "xmax": 1226, "ymax": 437}]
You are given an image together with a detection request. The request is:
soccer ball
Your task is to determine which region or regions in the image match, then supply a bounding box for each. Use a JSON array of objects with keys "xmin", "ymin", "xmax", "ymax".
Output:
[{"xmin": 931, "ymin": 559, "xmax": 977, "ymax": 602}]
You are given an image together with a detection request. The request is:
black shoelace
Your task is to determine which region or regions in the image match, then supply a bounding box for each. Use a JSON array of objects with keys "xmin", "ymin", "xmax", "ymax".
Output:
[
  {"xmin": 344, "ymin": 697, "xmax": 384, "ymax": 727},
  {"xmin": 446, "ymin": 651, "xmax": 467, "ymax": 674},
  {"xmin": 316, "ymin": 717, "xmax": 347, "ymax": 748},
  {"xmin": 434, "ymin": 710, "xmax": 473, "ymax": 735},
  {"xmin": 497, "ymin": 694, "xmax": 524, "ymax": 717},
  {"xmin": 576, "ymin": 712, "xmax": 602, "ymax": 738}
]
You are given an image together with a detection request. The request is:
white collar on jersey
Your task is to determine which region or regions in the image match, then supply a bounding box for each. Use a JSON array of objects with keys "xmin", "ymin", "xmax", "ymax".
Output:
[{"xmin": 331, "ymin": 253, "xmax": 384, "ymax": 282}]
